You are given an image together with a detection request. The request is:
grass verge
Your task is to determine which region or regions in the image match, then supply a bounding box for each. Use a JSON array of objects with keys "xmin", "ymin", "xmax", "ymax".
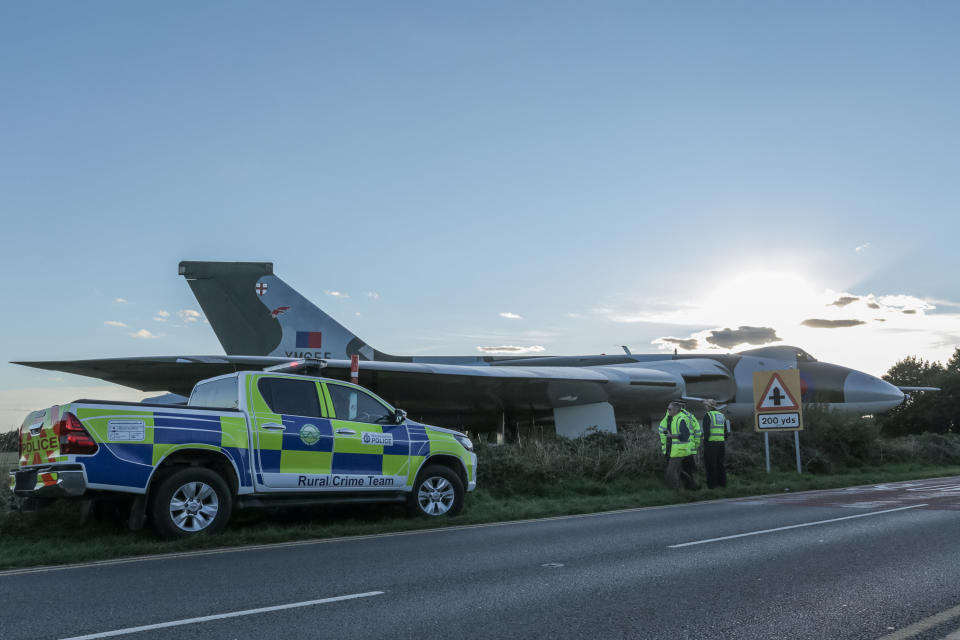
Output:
[{"xmin": 2, "ymin": 462, "xmax": 957, "ymax": 571}]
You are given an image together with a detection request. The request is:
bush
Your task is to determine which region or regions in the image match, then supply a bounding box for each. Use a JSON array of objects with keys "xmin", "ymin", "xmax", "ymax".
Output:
[
  {"xmin": 878, "ymin": 433, "xmax": 960, "ymax": 466},
  {"xmin": 476, "ymin": 426, "xmax": 663, "ymax": 496},
  {"xmin": 0, "ymin": 430, "xmax": 18, "ymax": 452},
  {"xmin": 476, "ymin": 407, "xmax": 960, "ymax": 495}
]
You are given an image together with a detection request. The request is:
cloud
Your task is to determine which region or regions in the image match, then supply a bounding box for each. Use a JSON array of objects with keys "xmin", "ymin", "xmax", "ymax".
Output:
[
  {"xmin": 499, "ymin": 312, "xmax": 523, "ymax": 320},
  {"xmin": 156, "ymin": 310, "xmax": 170, "ymax": 317},
  {"xmin": 453, "ymin": 329, "xmax": 559, "ymax": 341},
  {"xmin": 705, "ymin": 326, "xmax": 781, "ymax": 349},
  {"xmin": 103, "ymin": 320, "xmax": 127, "ymax": 328},
  {"xmin": 654, "ymin": 337, "xmax": 699, "ymax": 351},
  {"xmin": 476, "ymin": 345, "xmax": 546, "ymax": 354},
  {"xmin": 366, "ymin": 291, "xmax": 379, "ymax": 300},
  {"xmin": 875, "ymin": 294, "xmax": 934, "ymax": 313},
  {"xmin": 325, "ymin": 290, "xmax": 349, "ymax": 299},
  {"xmin": 588, "ymin": 273, "xmax": 959, "ymax": 374},
  {"xmin": 855, "ymin": 243, "xmax": 871, "ymax": 253},
  {"xmin": 801, "ymin": 319, "xmax": 867, "ymax": 329},
  {"xmin": 114, "ymin": 297, "xmax": 128, "ymax": 303},
  {"xmin": 178, "ymin": 309, "xmax": 202, "ymax": 323},
  {"xmin": 129, "ymin": 328, "xmax": 161, "ymax": 339},
  {"xmin": 929, "ymin": 298, "xmax": 960, "ymax": 309},
  {"xmin": 902, "ymin": 309, "xmax": 917, "ymax": 315},
  {"xmin": 830, "ymin": 296, "xmax": 859, "ymax": 307}
]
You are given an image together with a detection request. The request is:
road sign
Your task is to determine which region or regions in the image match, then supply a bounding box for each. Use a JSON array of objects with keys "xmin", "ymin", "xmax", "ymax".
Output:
[
  {"xmin": 756, "ymin": 373, "xmax": 800, "ymax": 411},
  {"xmin": 753, "ymin": 369, "xmax": 804, "ymax": 432}
]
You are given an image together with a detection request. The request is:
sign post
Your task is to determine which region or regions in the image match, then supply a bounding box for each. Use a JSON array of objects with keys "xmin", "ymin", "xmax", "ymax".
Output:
[{"xmin": 753, "ymin": 369, "xmax": 804, "ymax": 473}]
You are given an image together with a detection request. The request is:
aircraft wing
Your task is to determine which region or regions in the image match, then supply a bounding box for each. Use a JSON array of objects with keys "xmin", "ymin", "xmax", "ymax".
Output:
[
  {"xmin": 13, "ymin": 356, "xmax": 684, "ymax": 420},
  {"xmin": 320, "ymin": 359, "xmax": 681, "ymax": 417},
  {"xmin": 12, "ymin": 356, "xmax": 290, "ymax": 397}
]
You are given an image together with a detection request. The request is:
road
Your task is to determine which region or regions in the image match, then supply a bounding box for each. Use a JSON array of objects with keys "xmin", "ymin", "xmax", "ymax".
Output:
[{"xmin": 2, "ymin": 477, "xmax": 960, "ymax": 640}]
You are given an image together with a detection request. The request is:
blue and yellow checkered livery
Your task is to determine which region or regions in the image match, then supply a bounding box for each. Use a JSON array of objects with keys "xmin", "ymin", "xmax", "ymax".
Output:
[
  {"xmin": 11, "ymin": 371, "xmax": 476, "ymax": 500},
  {"xmin": 70, "ymin": 406, "xmax": 252, "ymax": 492}
]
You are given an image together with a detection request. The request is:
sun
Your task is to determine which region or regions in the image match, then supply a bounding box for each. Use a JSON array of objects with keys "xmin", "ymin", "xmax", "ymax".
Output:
[{"xmin": 702, "ymin": 270, "xmax": 823, "ymax": 328}]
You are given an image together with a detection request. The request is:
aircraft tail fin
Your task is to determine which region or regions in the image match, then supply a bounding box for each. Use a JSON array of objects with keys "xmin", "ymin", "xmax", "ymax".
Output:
[{"xmin": 178, "ymin": 261, "xmax": 386, "ymax": 360}]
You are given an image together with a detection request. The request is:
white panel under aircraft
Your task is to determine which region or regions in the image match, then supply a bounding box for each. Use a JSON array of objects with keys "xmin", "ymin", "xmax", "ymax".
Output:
[{"xmin": 554, "ymin": 402, "xmax": 617, "ymax": 438}]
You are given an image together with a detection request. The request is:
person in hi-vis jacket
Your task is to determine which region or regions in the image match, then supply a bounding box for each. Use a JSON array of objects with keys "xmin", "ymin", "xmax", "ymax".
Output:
[
  {"xmin": 658, "ymin": 401, "xmax": 697, "ymax": 490},
  {"xmin": 701, "ymin": 399, "xmax": 731, "ymax": 488}
]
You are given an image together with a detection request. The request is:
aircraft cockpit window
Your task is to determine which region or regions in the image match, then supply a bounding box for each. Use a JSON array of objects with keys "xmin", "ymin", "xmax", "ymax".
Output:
[{"xmin": 795, "ymin": 349, "xmax": 817, "ymax": 362}]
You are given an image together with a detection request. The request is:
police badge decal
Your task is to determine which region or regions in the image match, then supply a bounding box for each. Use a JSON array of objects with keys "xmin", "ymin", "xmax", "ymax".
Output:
[{"xmin": 299, "ymin": 424, "xmax": 321, "ymax": 446}]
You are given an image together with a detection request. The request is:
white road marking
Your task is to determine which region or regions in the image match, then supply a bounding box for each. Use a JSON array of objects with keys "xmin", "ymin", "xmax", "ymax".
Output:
[
  {"xmin": 873, "ymin": 602, "xmax": 960, "ymax": 639},
  {"xmin": 58, "ymin": 591, "xmax": 384, "ymax": 640},
  {"xmin": 907, "ymin": 483, "xmax": 960, "ymax": 493},
  {"xmin": 668, "ymin": 504, "xmax": 927, "ymax": 548},
  {"xmin": 943, "ymin": 627, "xmax": 960, "ymax": 640}
]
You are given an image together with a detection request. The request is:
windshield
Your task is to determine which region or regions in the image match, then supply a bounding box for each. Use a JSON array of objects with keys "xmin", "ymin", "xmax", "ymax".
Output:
[{"xmin": 737, "ymin": 345, "xmax": 818, "ymax": 362}]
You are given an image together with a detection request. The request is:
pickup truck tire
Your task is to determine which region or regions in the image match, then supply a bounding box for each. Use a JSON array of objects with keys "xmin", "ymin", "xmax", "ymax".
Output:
[
  {"xmin": 150, "ymin": 467, "xmax": 232, "ymax": 539},
  {"xmin": 408, "ymin": 465, "xmax": 464, "ymax": 517}
]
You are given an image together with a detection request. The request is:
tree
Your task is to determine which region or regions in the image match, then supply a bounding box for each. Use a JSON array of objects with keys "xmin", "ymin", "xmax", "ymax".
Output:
[
  {"xmin": 0, "ymin": 429, "xmax": 19, "ymax": 452},
  {"xmin": 947, "ymin": 347, "xmax": 960, "ymax": 375},
  {"xmin": 883, "ymin": 355, "xmax": 944, "ymax": 388},
  {"xmin": 879, "ymin": 351, "xmax": 958, "ymax": 436}
]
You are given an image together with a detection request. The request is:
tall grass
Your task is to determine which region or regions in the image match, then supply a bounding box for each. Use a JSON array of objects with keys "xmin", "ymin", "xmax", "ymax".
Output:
[{"xmin": 477, "ymin": 409, "xmax": 960, "ymax": 496}]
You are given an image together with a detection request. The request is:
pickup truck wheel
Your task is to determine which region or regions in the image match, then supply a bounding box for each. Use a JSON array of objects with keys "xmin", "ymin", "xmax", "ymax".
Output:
[
  {"xmin": 408, "ymin": 465, "xmax": 464, "ymax": 517},
  {"xmin": 150, "ymin": 468, "xmax": 232, "ymax": 539}
]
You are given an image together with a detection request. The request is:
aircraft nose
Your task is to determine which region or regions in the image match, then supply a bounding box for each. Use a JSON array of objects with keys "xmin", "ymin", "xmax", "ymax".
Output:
[{"xmin": 843, "ymin": 371, "xmax": 905, "ymax": 412}]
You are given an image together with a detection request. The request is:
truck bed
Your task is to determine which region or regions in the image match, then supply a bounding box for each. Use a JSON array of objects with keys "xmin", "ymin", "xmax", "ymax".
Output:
[{"xmin": 70, "ymin": 399, "xmax": 242, "ymax": 412}]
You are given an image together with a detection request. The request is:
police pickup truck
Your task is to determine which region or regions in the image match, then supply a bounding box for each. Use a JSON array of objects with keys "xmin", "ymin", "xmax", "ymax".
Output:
[{"xmin": 9, "ymin": 371, "xmax": 477, "ymax": 538}]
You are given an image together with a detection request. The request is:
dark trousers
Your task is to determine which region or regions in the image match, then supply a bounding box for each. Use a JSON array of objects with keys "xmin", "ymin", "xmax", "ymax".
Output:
[
  {"xmin": 705, "ymin": 441, "xmax": 726, "ymax": 488},
  {"xmin": 666, "ymin": 456, "xmax": 697, "ymax": 490},
  {"xmin": 681, "ymin": 454, "xmax": 698, "ymax": 489}
]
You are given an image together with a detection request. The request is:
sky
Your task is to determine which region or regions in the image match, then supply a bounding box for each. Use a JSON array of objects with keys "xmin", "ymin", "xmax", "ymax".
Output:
[{"xmin": 1, "ymin": 2, "xmax": 958, "ymax": 429}]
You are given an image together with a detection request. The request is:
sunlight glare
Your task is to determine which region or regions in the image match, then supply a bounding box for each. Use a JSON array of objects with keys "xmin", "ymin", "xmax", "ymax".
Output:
[{"xmin": 703, "ymin": 270, "xmax": 822, "ymax": 327}]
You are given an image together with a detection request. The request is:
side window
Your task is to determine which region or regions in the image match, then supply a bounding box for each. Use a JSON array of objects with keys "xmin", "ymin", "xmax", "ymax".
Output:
[
  {"xmin": 257, "ymin": 378, "xmax": 321, "ymax": 417},
  {"xmin": 189, "ymin": 377, "xmax": 239, "ymax": 409},
  {"xmin": 326, "ymin": 384, "xmax": 393, "ymax": 424}
]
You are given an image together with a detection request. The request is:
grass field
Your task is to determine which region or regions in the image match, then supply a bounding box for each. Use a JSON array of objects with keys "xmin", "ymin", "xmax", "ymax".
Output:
[{"xmin": 2, "ymin": 463, "xmax": 957, "ymax": 571}]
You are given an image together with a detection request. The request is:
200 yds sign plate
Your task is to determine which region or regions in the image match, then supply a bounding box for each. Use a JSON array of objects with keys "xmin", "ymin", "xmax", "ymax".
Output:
[{"xmin": 756, "ymin": 412, "xmax": 800, "ymax": 430}]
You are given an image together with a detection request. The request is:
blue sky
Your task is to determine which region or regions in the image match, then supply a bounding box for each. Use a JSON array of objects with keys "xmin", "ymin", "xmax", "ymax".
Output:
[{"xmin": 2, "ymin": 2, "xmax": 958, "ymax": 427}]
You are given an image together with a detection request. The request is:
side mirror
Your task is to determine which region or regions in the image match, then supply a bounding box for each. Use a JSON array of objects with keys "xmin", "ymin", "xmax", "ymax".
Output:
[{"xmin": 394, "ymin": 408, "xmax": 407, "ymax": 424}]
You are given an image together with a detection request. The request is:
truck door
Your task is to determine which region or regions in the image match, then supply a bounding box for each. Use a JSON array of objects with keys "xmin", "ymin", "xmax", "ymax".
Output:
[
  {"xmin": 322, "ymin": 382, "xmax": 411, "ymax": 491},
  {"xmin": 249, "ymin": 375, "xmax": 335, "ymax": 490}
]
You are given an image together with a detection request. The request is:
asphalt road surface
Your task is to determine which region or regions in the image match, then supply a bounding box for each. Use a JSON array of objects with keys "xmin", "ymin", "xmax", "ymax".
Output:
[{"xmin": 2, "ymin": 477, "xmax": 960, "ymax": 640}]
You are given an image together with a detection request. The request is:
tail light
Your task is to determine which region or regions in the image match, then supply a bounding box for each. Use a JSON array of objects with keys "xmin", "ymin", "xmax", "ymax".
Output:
[{"xmin": 54, "ymin": 413, "xmax": 98, "ymax": 455}]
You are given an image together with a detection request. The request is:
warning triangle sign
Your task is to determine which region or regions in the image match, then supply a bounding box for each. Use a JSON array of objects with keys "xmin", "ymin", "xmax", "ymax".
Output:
[{"xmin": 756, "ymin": 373, "xmax": 800, "ymax": 411}]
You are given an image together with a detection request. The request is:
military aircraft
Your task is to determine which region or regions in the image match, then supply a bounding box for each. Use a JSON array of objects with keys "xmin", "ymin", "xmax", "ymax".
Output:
[{"xmin": 15, "ymin": 261, "xmax": 907, "ymax": 437}]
